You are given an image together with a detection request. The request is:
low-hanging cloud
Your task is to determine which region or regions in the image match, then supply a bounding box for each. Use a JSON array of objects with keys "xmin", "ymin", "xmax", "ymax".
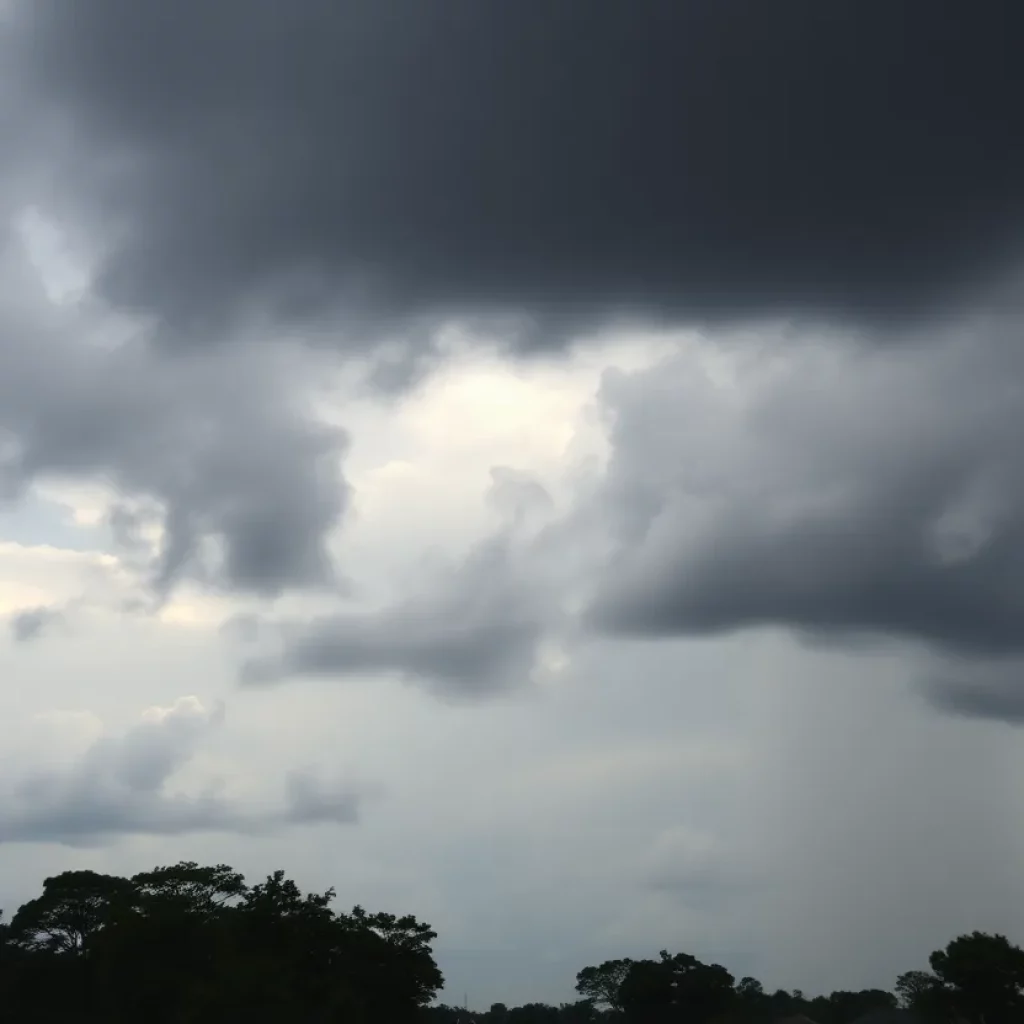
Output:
[
  {"xmin": 581, "ymin": 317, "xmax": 1024, "ymax": 719},
  {"xmin": 922, "ymin": 657, "xmax": 1024, "ymax": 724},
  {"xmin": 6, "ymin": 2, "xmax": 1024, "ymax": 347},
  {"xmin": 240, "ymin": 531, "xmax": 559, "ymax": 698},
  {"xmin": 283, "ymin": 770, "xmax": 362, "ymax": 827},
  {"xmin": 0, "ymin": 697, "xmax": 362, "ymax": 845}
]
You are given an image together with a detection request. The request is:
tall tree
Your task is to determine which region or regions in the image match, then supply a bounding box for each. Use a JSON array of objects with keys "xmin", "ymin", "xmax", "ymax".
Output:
[
  {"xmin": 616, "ymin": 950, "xmax": 735, "ymax": 1024},
  {"xmin": 576, "ymin": 958, "xmax": 635, "ymax": 1012},
  {"xmin": 8, "ymin": 870, "xmax": 137, "ymax": 954},
  {"xmin": 895, "ymin": 969, "xmax": 952, "ymax": 1019},
  {"xmin": 929, "ymin": 931, "xmax": 1024, "ymax": 1024},
  {"xmin": 0, "ymin": 862, "xmax": 443, "ymax": 1024}
]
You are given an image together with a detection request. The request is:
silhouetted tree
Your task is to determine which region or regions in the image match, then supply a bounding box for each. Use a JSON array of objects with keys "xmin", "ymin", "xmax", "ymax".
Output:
[
  {"xmin": 929, "ymin": 931, "xmax": 1024, "ymax": 1024},
  {"xmin": 4, "ymin": 862, "xmax": 1022, "ymax": 1024},
  {"xmin": 895, "ymin": 969, "xmax": 953, "ymax": 1020},
  {"xmin": 9, "ymin": 870, "xmax": 136, "ymax": 954},
  {"xmin": 576, "ymin": 957, "xmax": 635, "ymax": 1013},
  {"xmin": 0, "ymin": 861, "xmax": 442, "ymax": 1024},
  {"xmin": 577, "ymin": 950, "xmax": 734, "ymax": 1023}
]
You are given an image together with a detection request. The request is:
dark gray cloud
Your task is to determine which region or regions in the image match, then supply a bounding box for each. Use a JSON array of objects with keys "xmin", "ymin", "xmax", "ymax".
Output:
[
  {"xmin": 640, "ymin": 826, "xmax": 742, "ymax": 907},
  {"xmin": 283, "ymin": 770, "xmax": 361, "ymax": 826},
  {"xmin": 0, "ymin": 228, "xmax": 348, "ymax": 597},
  {"xmin": 240, "ymin": 531, "xmax": 559, "ymax": 698},
  {"xmin": 7, "ymin": 1, "xmax": 1024, "ymax": 346},
  {"xmin": 581, "ymin": 316, "xmax": 1024, "ymax": 717},
  {"xmin": 0, "ymin": 697, "xmax": 362, "ymax": 845},
  {"xmin": 9, "ymin": 605, "xmax": 63, "ymax": 643},
  {"xmin": 923, "ymin": 658, "xmax": 1024, "ymax": 723}
]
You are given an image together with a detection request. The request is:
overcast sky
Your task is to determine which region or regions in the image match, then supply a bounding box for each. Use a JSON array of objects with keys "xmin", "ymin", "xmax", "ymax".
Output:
[{"xmin": 3, "ymin": 1, "xmax": 1024, "ymax": 1010}]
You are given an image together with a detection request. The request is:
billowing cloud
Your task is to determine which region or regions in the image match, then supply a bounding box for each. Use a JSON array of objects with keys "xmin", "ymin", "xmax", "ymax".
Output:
[
  {"xmin": 588, "ymin": 322, "xmax": 1024, "ymax": 650},
  {"xmin": 579, "ymin": 318, "xmax": 1024, "ymax": 718},
  {"xmin": 6, "ymin": 2, "xmax": 1023, "ymax": 346},
  {"xmin": 0, "ymin": 224, "xmax": 348, "ymax": 598},
  {"xmin": 240, "ymin": 530, "xmax": 560, "ymax": 698},
  {"xmin": 0, "ymin": 697, "xmax": 361, "ymax": 844}
]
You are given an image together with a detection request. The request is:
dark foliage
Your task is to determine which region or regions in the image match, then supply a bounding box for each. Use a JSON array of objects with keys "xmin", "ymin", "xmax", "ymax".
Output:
[
  {"xmin": 424, "ymin": 930, "xmax": 1024, "ymax": 1024},
  {"xmin": 3, "ymin": 864, "xmax": 1020, "ymax": 1024},
  {"xmin": 0, "ymin": 861, "xmax": 442, "ymax": 1023}
]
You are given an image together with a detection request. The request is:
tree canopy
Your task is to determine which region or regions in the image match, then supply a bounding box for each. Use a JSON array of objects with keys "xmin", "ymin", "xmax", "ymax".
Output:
[
  {"xmin": 0, "ymin": 860, "xmax": 442, "ymax": 1023},
  {"xmin": 2, "ymin": 861, "xmax": 1020, "ymax": 1024}
]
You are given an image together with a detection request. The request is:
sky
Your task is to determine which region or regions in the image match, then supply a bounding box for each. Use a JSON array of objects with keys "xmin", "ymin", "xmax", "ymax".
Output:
[{"xmin": 2, "ymin": 0, "xmax": 1024, "ymax": 1010}]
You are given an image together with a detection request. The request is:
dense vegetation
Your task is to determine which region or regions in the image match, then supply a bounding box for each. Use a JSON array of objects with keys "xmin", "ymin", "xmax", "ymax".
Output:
[
  {"xmin": 0, "ymin": 862, "xmax": 441, "ymax": 1023},
  {"xmin": 2, "ymin": 861, "xmax": 1022, "ymax": 1023},
  {"xmin": 429, "ymin": 932, "xmax": 1024, "ymax": 1024}
]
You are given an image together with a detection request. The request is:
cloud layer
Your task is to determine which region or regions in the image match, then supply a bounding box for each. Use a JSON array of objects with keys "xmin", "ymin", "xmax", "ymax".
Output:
[
  {"xmin": 587, "ymin": 322, "xmax": 1024, "ymax": 655},
  {"xmin": 0, "ymin": 697, "xmax": 360, "ymax": 845},
  {"xmin": 8, "ymin": 2, "xmax": 1024, "ymax": 344}
]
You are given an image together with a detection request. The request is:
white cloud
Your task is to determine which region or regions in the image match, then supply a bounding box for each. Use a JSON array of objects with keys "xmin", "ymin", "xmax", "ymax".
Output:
[{"xmin": 0, "ymin": 539, "xmax": 121, "ymax": 615}]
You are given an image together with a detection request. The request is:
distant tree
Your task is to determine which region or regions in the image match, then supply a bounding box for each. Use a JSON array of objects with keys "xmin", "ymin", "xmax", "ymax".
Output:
[
  {"xmin": 820, "ymin": 988, "xmax": 898, "ymax": 1022},
  {"xmin": 576, "ymin": 958, "xmax": 635, "ymax": 1011},
  {"xmin": 732, "ymin": 976, "xmax": 770, "ymax": 1020},
  {"xmin": 509, "ymin": 1003, "xmax": 562, "ymax": 1023},
  {"xmin": 735, "ymin": 977, "xmax": 763, "ymax": 1000},
  {"xmin": 8, "ymin": 870, "xmax": 136, "ymax": 954},
  {"xmin": 423, "ymin": 1003, "xmax": 480, "ymax": 1023},
  {"xmin": 896, "ymin": 971, "xmax": 937, "ymax": 1009},
  {"xmin": 616, "ymin": 950, "xmax": 735, "ymax": 1023},
  {"xmin": 559, "ymin": 999, "xmax": 604, "ymax": 1022},
  {"xmin": 895, "ymin": 969, "xmax": 952, "ymax": 1019}
]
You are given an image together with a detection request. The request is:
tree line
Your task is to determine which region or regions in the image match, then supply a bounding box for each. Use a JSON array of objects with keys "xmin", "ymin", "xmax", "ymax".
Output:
[
  {"xmin": 429, "ymin": 934, "xmax": 1024, "ymax": 1024},
  {"xmin": 2, "ymin": 861, "xmax": 1023, "ymax": 1023},
  {"xmin": 0, "ymin": 861, "xmax": 441, "ymax": 1022}
]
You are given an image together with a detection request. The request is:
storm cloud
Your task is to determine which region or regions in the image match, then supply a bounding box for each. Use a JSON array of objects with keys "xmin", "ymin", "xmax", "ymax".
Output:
[
  {"xmin": 4, "ymin": 3, "xmax": 1024, "ymax": 1009},
  {"xmin": 0, "ymin": 224, "xmax": 348, "ymax": 598},
  {"xmin": 7, "ymin": 1, "xmax": 1024, "ymax": 346},
  {"xmin": 923, "ymin": 657, "xmax": 1024, "ymax": 724},
  {"xmin": 582, "ymin": 317, "xmax": 1024, "ymax": 716}
]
